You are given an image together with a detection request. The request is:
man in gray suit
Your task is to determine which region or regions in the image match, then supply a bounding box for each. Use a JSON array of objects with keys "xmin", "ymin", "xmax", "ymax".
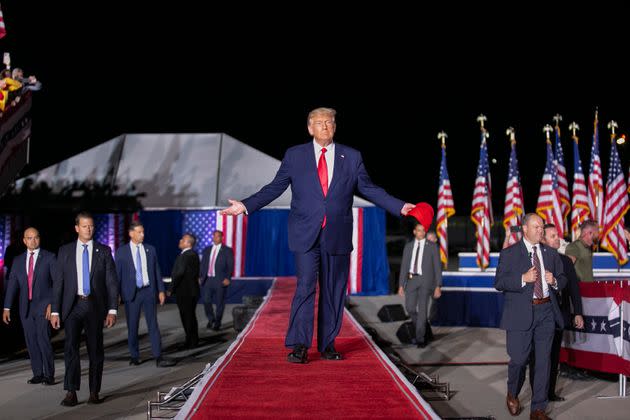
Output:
[{"xmin": 398, "ymin": 203, "xmax": 442, "ymax": 348}]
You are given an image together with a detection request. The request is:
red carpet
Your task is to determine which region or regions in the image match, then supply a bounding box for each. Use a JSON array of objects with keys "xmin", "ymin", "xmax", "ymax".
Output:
[{"xmin": 178, "ymin": 277, "xmax": 438, "ymax": 419}]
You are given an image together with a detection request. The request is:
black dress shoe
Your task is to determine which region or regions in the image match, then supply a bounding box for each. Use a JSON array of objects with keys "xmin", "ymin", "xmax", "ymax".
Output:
[
  {"xmin": 321, "ymin": 345, "xmax": 343, "ymax": 360},
  {"xmin": 27, "ymin": 375, "xmax": 43, "ymax": 384},
  {"xmin": 42, "ymin": 376, "xmax": 55, "ymax": 385},
  {"xmin": 156, "ymin": 356, "xmax": 176, "ymax": 367},
  {"xmin": 212, "ymin": 323, "xmax": 221, "ymax": 331},
  {"xmin": 60, "ymin": 391, "xmax": 78, "ymax": 407},
  {"xmin": 206, "ymin": 321, "xmax": 214, "ymax": 329},
  {"xmin": 548, "ymin": 394, "xmax": 565, "ymax": 402},
  {"xmin": 287, "ymin": 344, "xmax": 308, "ymax": 364},
  {"xmin": 417, "ymin": 342, "xmax": 427, "ymax": 349},
  {"xmin": 129, "ymin": 358, "xmax": 141, "ymax": 365},
  {"xmin": 87, "ymin": 392, "xmax": 105, "ymax": 404}
]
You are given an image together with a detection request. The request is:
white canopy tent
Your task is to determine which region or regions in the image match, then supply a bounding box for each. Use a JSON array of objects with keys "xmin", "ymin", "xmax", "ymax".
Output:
[{"xmin": 17, "ymin": 133, "xmax": 374, "ymax": 209}]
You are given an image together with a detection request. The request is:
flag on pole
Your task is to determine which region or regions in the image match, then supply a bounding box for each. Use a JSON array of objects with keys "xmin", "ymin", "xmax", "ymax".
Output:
[
  {"xmin": 437, "ymin": 137, "xmax": 455, "ymax": 268},
  {"xmin": 536, "ymin": 129, "xmax": 565, "ymax": 236},
  {"xmin": 554, "ymin": 125, "xmax": 571, "ymax": 234},
  {"xmin": 471, "ymin": 131, "xmax": 491, "ymax": 269},
  {"xmin": 571, "ymin": 131, "xmax": 590, "ymax": 239},
  {"xmin": 0, "ymin": 3, "xmax": 6, "ymax": 39},
  {"xmin": 588, "ymin": 112, "xmax": 604, "ymax": 227},
  {"xmin": 600, "ymin": 135, "xmax": 629, "ymax": 265},
  {"xmin": 503, "ymin": 132, "xmax": 523, "ymax": 246}
]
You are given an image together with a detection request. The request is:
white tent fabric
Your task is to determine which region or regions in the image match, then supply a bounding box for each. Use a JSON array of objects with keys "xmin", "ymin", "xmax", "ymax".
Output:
[{"xmin": 17, "ymin": 133, "xmax": 375, "ymax": 209}]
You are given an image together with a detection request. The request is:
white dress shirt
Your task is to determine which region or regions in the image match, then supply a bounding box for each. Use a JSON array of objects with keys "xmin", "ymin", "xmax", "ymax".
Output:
[
  {"xmin": 313, "ymin": 139, "xmax": 335, "ymax": 188},
  {"xmin": 208, "ymin": 244, "xmax": 221, "ymax": 277},
  {"xmin": 408, "ymin": 239, "xmax": 425, "ymax": 275},
  {"xmin": 130, "ymin": 242, "xmax": 150, "ymax": 287},
  {"xmin": 522, "ymin": 239, "xmax": 552, "ymax": 298}
]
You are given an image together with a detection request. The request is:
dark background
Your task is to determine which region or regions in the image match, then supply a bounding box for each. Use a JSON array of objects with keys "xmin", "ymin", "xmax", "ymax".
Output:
[{"xmin": 2, "ymin": 3, "xmax": 630, "ymax": 218}]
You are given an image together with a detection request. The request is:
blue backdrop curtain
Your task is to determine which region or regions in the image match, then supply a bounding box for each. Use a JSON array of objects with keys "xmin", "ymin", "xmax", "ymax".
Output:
[
  {"xmin": 358, "ymin": 207, "xmax": 389, "ymax": 295},
  {"xmin": 140, "ymin": 210, "xmax": 183, "ymax": 276},
  {"xmin": 245, "ymin": 210, "xmax": 295, "ymax": 276}
]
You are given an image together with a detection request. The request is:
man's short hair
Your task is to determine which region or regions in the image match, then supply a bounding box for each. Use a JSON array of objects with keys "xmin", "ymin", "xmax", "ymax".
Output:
[
  {"xmin": 307, "ymin": 107, "xmax": 336, "ymax": 124},
  {"xmin": 183, "ymin": 232, "xmax": 197, "ymax": 247},
  {"xmin": 129, "ymin": 220, "xmax": 144, "ymax": 231},
  {"xmin": 580, "ymin": 219, "xmax": 598, "ymax": 231},
  {"xmin": 75, "ymin": 211, "xmax": 93, "ymax": 225},
  {"xmin": 213, "ymin": 230, "xmax": 223, "ymax": 236},
  {"xmin": 542, "ymin": 223, "xmax": 556, "ymax": 238},
  {"xmin": 521, "ymin": 213, "xmax": 541, "ymax": 226}
]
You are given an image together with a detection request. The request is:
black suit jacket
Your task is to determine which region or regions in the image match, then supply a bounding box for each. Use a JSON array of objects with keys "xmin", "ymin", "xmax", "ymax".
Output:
[
  {"xmin": 171, "ymin": 249, "xmax": 200, "ymax": 297},
  {"xmin": 52, "ymin": 241, "xmax": 119, "ymax": 321},
  {"xmin": 200, "ymin": 245, "xmax": 234, "ymax": 286},
  {"xmin": 495, "ymin": 240, "xmax": 567, "ymax": 331},
  {"xmin": 3, "ymin": 249, "xmax": 56, "ymax": 319},
  {"xmin": 558, "ymin": 253, "xmax": 583, "ymax": 326}
]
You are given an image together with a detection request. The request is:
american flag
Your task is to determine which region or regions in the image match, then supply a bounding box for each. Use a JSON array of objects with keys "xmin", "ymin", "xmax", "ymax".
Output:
[
  {"xmin": 183, "ymin": 211, "xmax": 247, "ymax": 277},
  {"xmin": 600, "ymin": 136, "xmax": 629, "ymax": 265},
  {"xmin": 0, "ymin": 4, "xmax": 6, "ymax": 39},
  {"xmin": 437, "ymin": 140, "xmax": 455, "ymax": 268},
  {"xmin": 588, "ymin": 112, "xmax": 604, "ymax": 228},
  {"xmin": 471, "ymin": 131, "xmax": 491, "ymax": 269},
  {"xmin": 554, "ymin": 124, "xmax": 571, "ymax": 234},
  {"xmin": 571, "ymin": 132, "xmax": 590, "ymax": 240},
  {"xmin": 94, "ymin": 213, "xmax": 135, "ymax": 254},
  {"xmin": 503, "ymin": 134, "xmax": 523, "ymax": 246},
  {"xmin": 536, "ymin": 130, "xmax": 565, "ymax": 237}
]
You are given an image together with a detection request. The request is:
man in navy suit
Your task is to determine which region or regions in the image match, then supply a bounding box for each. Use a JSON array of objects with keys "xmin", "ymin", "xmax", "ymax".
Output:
[
  {"xmin": 200, "ymin": 230, "xmax": 234, "ymax": 331},
  {"xmin": 3, "ymin": 227, "xmax": 56, "ymax": 385},
  {"xmin": 50, "ymin": 212, "xmax": 119, "ymax": 407},
  {"xmin": 495, "ymin": 213, "xmax": 567, "ymax": 420},
  {"xmin": 115, "ymin": 221, "xmax": 174, "ymax": 367},
  {"xmin": 221, "ymin": 107, "xmax": 414, "ymax": 363}
]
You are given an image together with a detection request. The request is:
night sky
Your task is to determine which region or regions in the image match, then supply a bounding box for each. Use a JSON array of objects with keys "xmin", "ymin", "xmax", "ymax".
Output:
[{"xmin": 3, "ymin": 3, "xmax": 630, "ymax": 216}]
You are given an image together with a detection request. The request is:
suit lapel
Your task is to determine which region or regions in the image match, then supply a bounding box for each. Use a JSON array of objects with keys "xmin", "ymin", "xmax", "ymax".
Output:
[
  {"xmin": 304, "ymin": 143, "xmax": 324, "ymax": 198},
  {"xmin": 32, "ymin": 251, "xmax": 44, "ymax": 289},
  {"xmin": 327, "ymin": 144, "xmax": 344, "ymax": 196},
  {"xmin": 90, "ymin": 243, "xmax": 101, "ymax": 280}
]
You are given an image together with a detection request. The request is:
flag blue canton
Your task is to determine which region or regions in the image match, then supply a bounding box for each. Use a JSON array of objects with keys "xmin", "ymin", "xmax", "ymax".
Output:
[{"xmin": 183, "ymin": 211, "xmax": 216, "ymax": 252}]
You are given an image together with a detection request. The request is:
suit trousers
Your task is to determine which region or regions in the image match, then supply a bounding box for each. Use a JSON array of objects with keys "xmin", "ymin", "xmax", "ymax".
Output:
[
  {"xmin": 176, "ymin": 295, "xmax": 198, "ymax": 347},
  {"xmin": 203, "ymin": 277, "xmax": 227, "ymax": 326},
  {"xmin": 507, "ymin": 302, "xmax": 555, "ymax": 413},
  {"xmin": 285, "ymin": 229, "xmax": 350, "ymax": 352},
  {"xmin": 126, "ymin": 287, "xmax": 162, "ymax": 359},
  {"xmin": 63, "ymin": 298, "xmax": 105, "ymax": 393},
  {"xmin": 22, "ymin": 309, "xmax": 54, "ymax": 378},
  {"xmin": 404, "ymin": 274, "xmax": 433, "ymax": 343}
]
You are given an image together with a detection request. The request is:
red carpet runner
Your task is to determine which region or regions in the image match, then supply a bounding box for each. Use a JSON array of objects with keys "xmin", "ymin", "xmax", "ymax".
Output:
[{"xmin": 177, "ymin": 277, "xmax": 439, "ymax": 419}]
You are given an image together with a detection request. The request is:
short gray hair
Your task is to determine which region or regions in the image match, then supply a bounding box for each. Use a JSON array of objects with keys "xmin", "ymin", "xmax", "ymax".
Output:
[
  {"xmin": 522, "ymin": 213, "xmax": 542, "ymax": 226},
  {"xmin": 307, "ymin": 107, "xmax": 336, "ymax": 124}
]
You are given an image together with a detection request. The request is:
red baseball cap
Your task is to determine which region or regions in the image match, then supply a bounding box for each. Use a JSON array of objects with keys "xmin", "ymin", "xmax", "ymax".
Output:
[{"xmin": 407, "ymin": 202, "xmax": 434, "ymax": 231}]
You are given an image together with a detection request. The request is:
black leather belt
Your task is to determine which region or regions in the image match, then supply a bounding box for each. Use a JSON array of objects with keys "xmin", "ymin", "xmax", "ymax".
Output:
[{"xmin": 77, "ymin": 295, "xmax": 90, "ymax": 301}]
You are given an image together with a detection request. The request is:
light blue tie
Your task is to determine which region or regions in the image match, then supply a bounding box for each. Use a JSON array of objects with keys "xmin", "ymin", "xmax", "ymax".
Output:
[
  {"xmin": 82, "ymin": 244, "xmax": 90, "ymax": 295},
  {"xmin": 135, "ymin": 245, "xmax": 143, "ymax": 288}
]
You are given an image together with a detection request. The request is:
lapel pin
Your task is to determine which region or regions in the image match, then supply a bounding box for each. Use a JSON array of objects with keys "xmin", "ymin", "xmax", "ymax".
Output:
[{"xmin": 341, "ymin": 154, "xmax": 345, "ymax": 158}]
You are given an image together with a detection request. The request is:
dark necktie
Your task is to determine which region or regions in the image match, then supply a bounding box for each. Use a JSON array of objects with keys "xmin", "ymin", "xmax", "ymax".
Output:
[
  {"xmin": 412, "ymin": 242, "xmax": 420, "ymax": 275},
  {"xmin": 532, "ymin": 245, "xmax": 543, "ymax": 299},
  {"xmin": 318, "ymin": 147, "xmax": 328, "ymax": 228}
]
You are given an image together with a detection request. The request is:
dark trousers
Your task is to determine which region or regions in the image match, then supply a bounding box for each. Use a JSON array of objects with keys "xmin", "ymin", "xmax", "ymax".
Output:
[
  {"xmin": 530, "ymin": 327, "xmax": 563, "ymax": 397},
  {"xmin": 507, "ymin": 302, "xmax": 555, "ymax": 413},
  {"xmin": 63, "ymin": 298, "xmax": 104, "ymax": 393},
  {"xmin": 403, "ymin": 275, "xmax": 432, "ymax": 343},
  {"xmin": 285, "ymin": 230, "xmax": 350, "ymax": 352},
  {"xmin": 176, "ymin": 295, "xmax": 198, "ymax": 347},
  {"xmin": 126, "ymin": 287, "xmax": 161, "ymax": 359},
  {"xmin": 22, "ymin": 310, "xmax": 54, "ymax": 378},
  {"xmin": 203, "ymin": 277, "xmax": 226, "ymax": 327}
]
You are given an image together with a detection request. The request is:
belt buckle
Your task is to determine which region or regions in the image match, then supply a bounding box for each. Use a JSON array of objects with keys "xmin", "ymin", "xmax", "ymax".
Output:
[{"xmin": 408, "ymin": 273, "xmax": 413, "ymax": 280}]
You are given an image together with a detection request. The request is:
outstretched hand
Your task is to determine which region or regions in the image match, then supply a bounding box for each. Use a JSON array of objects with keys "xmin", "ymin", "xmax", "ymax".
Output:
[
  {"xmin": 401, "ymin": 203, "xmax": 415, "ymax": 216},
  {"xmin": 220, "ymin": 199, "xmax": 246, "ymax": 216}
]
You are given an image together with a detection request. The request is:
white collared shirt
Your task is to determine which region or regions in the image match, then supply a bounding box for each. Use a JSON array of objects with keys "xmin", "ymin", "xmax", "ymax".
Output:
[
  {"xmin": 408, "ymin": 239, "xmax": 425, "ymax": 275},
  {"xmin": 522, "ymin": 238, "xmax": 550, "ymax": 298},
  {"xmin": 130, "ymin": 242, "xmax": 150, "ymax": 287},
  {"xmin": 76, "ymin": 240, "xmax": 94, "ymax": 296},
  {"xmin": 25, "ymin": 248, "xmax": 40, "ymax": 274},
  {"xmin": 313, "ymin": 139, "xmax": 335, "ymax": 188},
  {"xmin": 208, "ymin": 244, "xmax": 221, "ymax": 277}
]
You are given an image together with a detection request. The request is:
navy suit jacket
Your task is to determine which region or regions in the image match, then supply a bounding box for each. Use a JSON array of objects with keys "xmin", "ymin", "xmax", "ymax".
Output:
[
  {"xmin": 242, "ymin": 142, "xmax": 404, "ymax": 254},
  {"xmin": 52, "ymin": 241, "xmax": 119, "ymax": 321},
  {"xmin": 200, "ymin": 244, "xmax": 234, "ymax": 286},
  {"xmin": 3, "ymin": 249, "xmax": 56, "ymax": 319},
  {"xmin": 115, "ymin": 242, "xmax": 164, "ymax": 303},
  {"xmin": 495, "ymin": 240, "xmax": 567, "ymax": 331}
]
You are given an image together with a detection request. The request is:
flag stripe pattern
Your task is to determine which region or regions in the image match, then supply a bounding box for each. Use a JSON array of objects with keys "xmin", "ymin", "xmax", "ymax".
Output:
[
  {"xmin": 554, "ymin": 126, "xmax": 571, "ymax": 233},
  {"xmin": 437, "ymin": 144, "xmax": 455, "ymax": 267},
  {"xmin": 571, "ymin": 135, "xmax": 590, "ymax": 239},
  {"xmin": 536, "ymin": 138, "xmax": 565, "ymax": 236},
  {"xmin": 588, "ymin": 115, "xmax": 604, "ymax": 227},
  {"xmin": 503, "ymin": 139, "xmax": 523, "ymax": 246},
  {"xmin": 471, "ymin": 132, "xmax": 491, "ymax": 269}
]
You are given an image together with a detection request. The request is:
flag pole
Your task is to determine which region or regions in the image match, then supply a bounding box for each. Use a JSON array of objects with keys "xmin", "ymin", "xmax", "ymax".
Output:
[
  {"xmin": 438, "ymin": 130, "xmax": 448, "ymax": 269},
  {"xmin": 477, "ymin": 114, "xmax": 488, "ymax": 272},
  {"xmin": 505, "ymin": 126, "xmax": 516, "ymax": 244},
  {"xmin": 607, "ymin": 120, "xmax": 621, "ymax": 273}
]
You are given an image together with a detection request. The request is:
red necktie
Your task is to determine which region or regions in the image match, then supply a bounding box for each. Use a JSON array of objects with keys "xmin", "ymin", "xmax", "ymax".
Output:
[
  {"xmin": 208, "ymin": 247, "xmax": 218, "ymax": 277},
  {"xmin": 318, "ymin": 147, "xmax": 328, "ymax": 228},
  {"xmin": 27, "ymin": 252, "xmax": 34, "ymax": 301}
]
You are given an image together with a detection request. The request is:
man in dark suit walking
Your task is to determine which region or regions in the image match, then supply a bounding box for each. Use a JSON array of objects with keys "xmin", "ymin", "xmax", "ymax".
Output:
[
  {"xmin": 200, "ymin": 230, "xmax": 234, "ymax": 331},
  {"xmin": 221, "ymin": 107, "xmax": 414, "ymax": 363},
  {"xmin": 495, "ymin": 213, "xmax": 567, "ymax": 420},
  {"xmin": 115, "ymin": 221, "xmax": 174, "ymax": 367},
  {"xmin": 170, "ymin": 233, "xmax": 200, "ymax": 349},
  {"xmin": 398, "ymin": 204, "xmax": 442, "ymax": 348},
  {"xmin": 50, "ymin": 212, "xmax": 119, "ymax": 407},
  {"xmin": 3, "ymin": 227, "xmax": 56, "ymax": 385}
]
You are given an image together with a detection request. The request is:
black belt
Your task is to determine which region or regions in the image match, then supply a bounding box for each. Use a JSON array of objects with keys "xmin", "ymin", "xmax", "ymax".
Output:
[
  {"xmin": 77, "ymin": 295, "xmax": 90, "ymax": 301},
  {"xmin": 137, "ymin": 285, "xmax": 150, "ymax": 290},
  {"xmin": 408, "ymin": 273, "xmax": 421, "ymax": 279}
]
